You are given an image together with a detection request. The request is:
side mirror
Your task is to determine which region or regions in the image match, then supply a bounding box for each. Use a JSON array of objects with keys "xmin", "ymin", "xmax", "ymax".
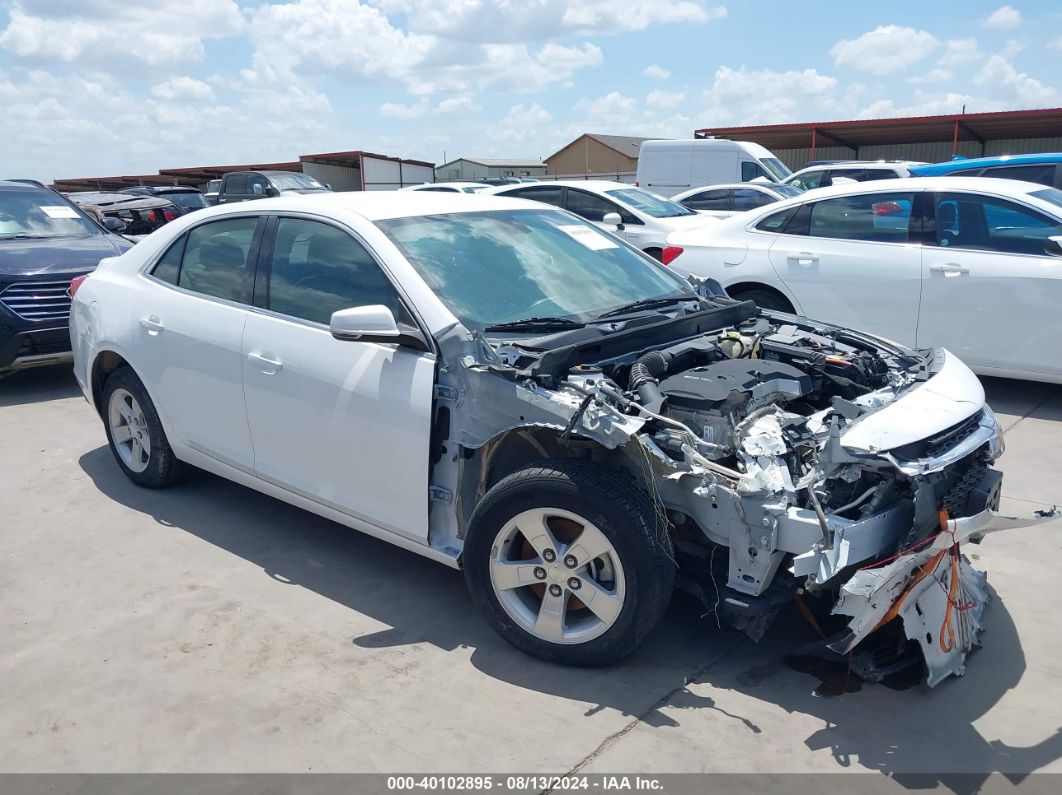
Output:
[
  {"xmin": 330, "ymin": 305, "xmax": 400, "ymax": 343},
  {"xmin": 1045, "ymin": 236, "xmax": 1062, "ymax": 257},
  {"xmin": 102, "ymin": 217, "xmax": 127, "ymax": 233},
  {"xmin": 602, "ymin": 212, "xmax": 623, "ymax": 229},
  {"xmin": 252, "ymin": 183, "xmax": 264, "ymax": 195},
  {"xmin": 266, "ymin": 185, "xmax": 280, "ymax": 197}
]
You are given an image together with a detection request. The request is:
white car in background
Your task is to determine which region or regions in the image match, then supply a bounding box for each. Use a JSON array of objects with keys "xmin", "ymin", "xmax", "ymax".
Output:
[
  {"xmin": 785, "ymin": 161, "xmax": 927, "ymax": 192},
  {"xmin": 400, "ymin": 182, "xmax": 489, "ymax": 194},
  {"xmin": 486, "ymin": 180, "xmax": 719, "ymax": 260},
  {"xmin": 665, "ymin": 176, "xmax": 1062, "ymax": 383},
  {"xmin": 671, "ymin": 182, "xmax": 804, "ymax": 218}
]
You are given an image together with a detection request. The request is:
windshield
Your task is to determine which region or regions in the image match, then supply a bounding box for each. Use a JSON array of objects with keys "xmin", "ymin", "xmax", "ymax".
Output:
[
  {"xmin": 770, "ymin": 184, "xmax": 803, "ymax": 198},
  {"xmin": 762, "ymin": 157, "xmax": 793, "ymax": 181},
  {"xmin": 376, "ymin": 209, "xmax": 693, "ymax": 330},
  {"xmin": 0, "ymin": 190, "xmax": 100, "ymax": 240},
  {"xmin": 605, "ymin": 188, "xmax": 697, "ymax": 218},
  {"xmin": 270, "ymin": 173, "xmax": 327, "ymax": 191},
  {"xmin": 165, "ymin": 191, "xmax": 207, "ymax": 210},
  {"xmin": 1031, "ymin": 187, "xmax": 1062, "ymax": 212}
]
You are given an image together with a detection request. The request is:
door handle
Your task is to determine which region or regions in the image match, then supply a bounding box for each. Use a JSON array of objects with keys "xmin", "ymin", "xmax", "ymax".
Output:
[
  {"xmin": 139, "ymin": 315, "xmax": 163, "ymax": 335},
  {"xmin": 787, "ymin": 251, "xmax": 819, "ymax": 266},
  {"xmin": 247, "ymin": 351, "xmax": 283, "ymax": 373},
  {"xmin": 929, "ymin": 263, "xmax": 969, "ymax": 276}
]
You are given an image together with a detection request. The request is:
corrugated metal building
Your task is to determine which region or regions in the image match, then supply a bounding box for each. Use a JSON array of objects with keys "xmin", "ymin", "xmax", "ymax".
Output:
[
  {"xmin": 52, "ymin": 150, "xmax": 435, "ymax": 193},
  {"xmin": 694, "ymin": 108, "xmax": 1062, "ymax": 171},
  {"xmin": 435, "ymin": 158, "xmax": 547, "ymax": 181}
]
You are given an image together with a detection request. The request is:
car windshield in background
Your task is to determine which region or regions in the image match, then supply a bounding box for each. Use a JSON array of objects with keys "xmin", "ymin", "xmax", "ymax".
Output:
[
  {"xmin": 1031, "ymin": 187, "xmax": 1062, "ymax": 211},
  {"xmin": 165, "ymin": 192, "xmax": 208, "ymax": 210},
  {"xmin": 376, "ymin": 209, "xmax": 692, "ymax": 330},
  {"xmin": 762, "ymin": 157, "xmax": 793, "ymax": 180},
  {"xmin": 271, "ymin": 173, "xmax": 326, "ymax": 191},
  {"xmin": 0, "ymin": 190, "xmax": 100, "ymax": 240},
  {"xmin": 771, "ymin": 184, "xmax": 804, "ymax": 198},
  {"xmin": 605, "ymin": 189, "xmax": 697, "ymax": 218}
]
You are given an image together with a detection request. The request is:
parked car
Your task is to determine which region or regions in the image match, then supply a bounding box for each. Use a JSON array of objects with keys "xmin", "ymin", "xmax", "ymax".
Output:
[
  {"xmin": 784, "ymin": 161, "xmax": 927, "ymax": 192},
  {"xmin": 635, "ymin": 139, "xmax": 792, "ymax": 197},
  {"xmin": 65, "ymin": 192, "xmax": 184, "ymax": 240},
  {"xmin": 205, "ymin": 179, "xmax": 221, "ymax": 206},
  {"xmin": 664, "ymin": 177, "xmax": 1062, "ymax": 383},
  {"xmin": 216, "ymin": 170, "xmax": 330, "ymax": 204},
  {"xmin": 400, "ymin": 182, "xmax": 490, "ymax": 193},
  {"xmin": 69, "ymin": 191, "xmax": 1049, "ymax": 684},
  {"xmin": 910, "ymin": 153, "xmax": 1062, "ymax": 188},
  {"xmin": 671, "ymin": 182, "xmax": 803, "ymax": 218},
  {"xmin": 121, "ymin": 185, "xmax": 209, "ymax": 213},
  {"xmin": 487, "ymin": 180, "xmax": 720, "ymax": 259},
  {"xmin": 0, "ymin": 180, "xmax": 131, "ymax": 376},
  {"xmin": 475, "ymin": 177, "xmax": 522, "ymax": 186}
]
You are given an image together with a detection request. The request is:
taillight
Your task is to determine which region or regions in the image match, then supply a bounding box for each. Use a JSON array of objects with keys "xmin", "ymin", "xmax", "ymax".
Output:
[
  {"xmin": 634, "ymin": 181, "xmax": 640, "ymax": 187},
  {"xmin": 163, "ymin": 209, "xmax": 177, "ymax": 222},
  {"xmin": 147, "ymin": 210, "xmax": 157, "ymax": 222},
  {"xmin": 661, "ymin": 245, "xmax": 684, "ymax": 265},
  {"xmin": 69, "ymin": 274, "xmax": 89, "ymax": 298}
]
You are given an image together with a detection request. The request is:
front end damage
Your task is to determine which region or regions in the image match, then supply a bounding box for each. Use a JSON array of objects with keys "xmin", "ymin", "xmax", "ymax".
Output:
[{"xmin": 429, "ymin": 293, "xmax": 1055, "ymax": 687}]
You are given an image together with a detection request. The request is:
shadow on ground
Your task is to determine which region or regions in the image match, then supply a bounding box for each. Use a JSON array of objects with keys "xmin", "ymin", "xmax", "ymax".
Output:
[
  {"xmin": 60, "ymin": 367, "xmax": 1062, "ymax": 786},
  {"xmin": 0, "ymin": 366, "xmax": 81, "ymax": 407}
]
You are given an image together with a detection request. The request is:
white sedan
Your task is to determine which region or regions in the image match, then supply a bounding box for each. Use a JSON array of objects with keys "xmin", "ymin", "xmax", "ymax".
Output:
[
  {"xmin": 665, "ymin": 176, "xmax": 1062, "ymax": 383},
  {"xmin": 68, "ymin": 191, "xmax": 1048, "ymax": 681},
  {"xmin": 486, "ymin": 180, "xmax": 719, "ymax": 260},
  {"xmin": 670, "ymin": 182, "xmax": 803, "ymax": 218},
  {"xmin": 399, "ymin": 181, "xmax": 489, "ymax": 193}
]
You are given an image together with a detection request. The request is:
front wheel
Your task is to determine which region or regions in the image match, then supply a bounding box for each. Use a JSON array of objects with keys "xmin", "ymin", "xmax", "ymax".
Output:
[{"xmin": 464, "ymin": 460, "xmax": 675, "ymax": 666}]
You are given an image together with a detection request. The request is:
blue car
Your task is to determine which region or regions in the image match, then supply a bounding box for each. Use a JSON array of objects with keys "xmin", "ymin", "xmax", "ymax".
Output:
[{"xmin": 910, "ymin": 153, "xmax": 1062, "ymax": 189}]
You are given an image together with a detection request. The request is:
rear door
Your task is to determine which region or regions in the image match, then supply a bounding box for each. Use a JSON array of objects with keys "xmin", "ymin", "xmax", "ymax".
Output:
[
  {"xmin": 241, "ymin": 215, "xmax": 436, "ymax": 540},
  {"xmin": 766, "ymin": 189, "xmax": 922, "ymax": 344},
  {"xmin": 138, "ymin": 215, "xmax": 263, "ymax": 469},
  {"xmin": 679, "ymin": 188, "xmax": 733, "ymax": 218},
  {"xmin": 917, "ymin": 190, "xmax": 1062, "ymax": 375}
]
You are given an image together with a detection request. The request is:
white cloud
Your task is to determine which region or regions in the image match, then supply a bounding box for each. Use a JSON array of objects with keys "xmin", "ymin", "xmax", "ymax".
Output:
[
  {"xmin": 974, "ymin": 54, "xmax": 1058, "ymax": 105},
  {"xmin": 380, "ymin": 98, "xmax": 430, "ymax": 119},
  {"xmin": 983, "ymin": 5, "xmax": 1022, "ymax": 30},
  {"xmin": 0, "ymin": 0, "xmax": 245, "ymax": 68},
  {"xmin": 699, "ymin": 65, "xmax": 842, "ymax": 125},
  {"xmin": 643, "ymin": 64, "xmax": 671, "ymax": 79},
  {"xmin": 150, "ymin": 76, "xmax": 215, "ymax": 103},
  {"xmin": 646, "ymin": 89, "xmax": 686, "ymax": 110},
  {"xmin": 940, "ymin": 38, "xmax": 981, "ymax": 66},
  {"xmin": 1052, "ymin": 37, "xmax": 1062, "ymax": 51},
  {"xmin": 830, "ymin": 26, "xmax": 939, "ymax": 75},
  {"xmin": 377, "ymin": 0, "xmax": 727, "ymax": 41},
  {"xmin": 490, "ymin": 102, "xmax": 554, "ymax": 144},
  {"xmin": 434, "ymin": 96, "xmax": 481, "ymax": 115}
]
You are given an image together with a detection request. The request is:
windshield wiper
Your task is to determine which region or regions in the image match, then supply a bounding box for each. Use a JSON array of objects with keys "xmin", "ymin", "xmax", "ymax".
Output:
[
  {"xmin": 595, "ymin": 295, "xmax": 698, "ymax": 319},
  {"xmin": 483, "ymin": 316, "xmax": 586, "ymax": 333}
]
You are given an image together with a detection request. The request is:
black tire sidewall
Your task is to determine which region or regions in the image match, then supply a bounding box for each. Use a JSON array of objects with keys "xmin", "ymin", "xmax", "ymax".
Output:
[
  {"xmin": 464, "ymin": 461, "xmax": 674, "ymax": 666},
  {"xmin": 730, "ymin": 289, "xmax": 791, "ymax": 313}
]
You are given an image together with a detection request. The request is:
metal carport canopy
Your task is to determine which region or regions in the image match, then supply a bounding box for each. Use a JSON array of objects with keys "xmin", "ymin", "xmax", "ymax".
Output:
[{"xmin": 694, "ymin": 107, "xmax": 1062, "ymax": 150}]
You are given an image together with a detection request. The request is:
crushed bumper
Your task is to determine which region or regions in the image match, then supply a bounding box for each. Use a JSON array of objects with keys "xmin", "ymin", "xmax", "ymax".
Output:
[{"xmin": 831, "ymin": 506, "xmax": 1057, "ymax": 687}]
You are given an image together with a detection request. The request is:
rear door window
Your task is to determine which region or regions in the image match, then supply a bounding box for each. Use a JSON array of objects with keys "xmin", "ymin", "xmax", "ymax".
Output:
[
  {"xmin": 505, "ymin": 186, "xmax": 564, "ymax": 206},
  {"xmin": 172, "ymin": 217, "xmax": 259, "ymax": 302},
  {"xmin": 980, "ymin": 164, "xmax": 1057, "ymax": 187},
  {"xmin": 732, "ymin": 188, "xmax": 774, "ymax": 211},
  {"xmin": 223, "ymin": 174, "xmax": 247, "ymax": 195},
  {"xmin": 565, "ymin": 189, "xmax": 633, "ymax": 223},
  {"xmin": 788, "ymin": 170, "xmax": 824, "ymax": 191},
  {"xmin": 807, "ymin": 192, "xmax": 914, "ymax": 243},
  {"xmin": 682, "ymin": 189, "xmax": 731, "ymax": 211}
]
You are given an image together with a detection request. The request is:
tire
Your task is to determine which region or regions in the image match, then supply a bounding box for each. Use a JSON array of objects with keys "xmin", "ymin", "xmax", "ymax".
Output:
[
  {"xmin": 102, "ymin": 367, "xmax": 184, "ymax": 488},
  {"xmin": 728, "ymin": 287, "xmax": 793, "ymax": 313},
  {"xmin": 464, "ymin": 459, "xmax": 675, "ymax": 666}
]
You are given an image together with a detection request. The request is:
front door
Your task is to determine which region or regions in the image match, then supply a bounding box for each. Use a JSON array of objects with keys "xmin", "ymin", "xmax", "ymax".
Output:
[
  {"xmin": 137, "ymin": 215, "xmax": 262, "ymax": 470},
  {"xmin": 917, "ymin": 190, "xmax": 1062, "ymax": 376},
  {"xmin": 241, "ymin": 216, "xmax": 436, "ymax": 540},
  {"xmin": 767, "ymin": 189, "xmax": 922, "ymax": 346}
]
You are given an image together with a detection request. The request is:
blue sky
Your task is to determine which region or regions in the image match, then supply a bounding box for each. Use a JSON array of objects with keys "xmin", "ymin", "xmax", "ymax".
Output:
[{"xmin": 1, "ymin": 0, "xmax": 1059, "ymax": 182}]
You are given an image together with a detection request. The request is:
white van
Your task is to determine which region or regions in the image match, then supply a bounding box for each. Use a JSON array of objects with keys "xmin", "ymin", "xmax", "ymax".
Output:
[{"xmin": 636, "ymin": 139, "xmax": 792, "ymax": 198}]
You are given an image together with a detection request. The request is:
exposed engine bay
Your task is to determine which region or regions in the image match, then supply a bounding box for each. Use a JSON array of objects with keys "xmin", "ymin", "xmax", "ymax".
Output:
[{"xmin": 430, "ymin": 285, "xmax": 1056, "ymax": 687}]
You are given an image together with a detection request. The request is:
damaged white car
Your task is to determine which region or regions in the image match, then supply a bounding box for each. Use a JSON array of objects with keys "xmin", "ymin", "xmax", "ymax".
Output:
[{"xmin": 70, "ymin": 192, "xmax": 1054, "ymax": 686}]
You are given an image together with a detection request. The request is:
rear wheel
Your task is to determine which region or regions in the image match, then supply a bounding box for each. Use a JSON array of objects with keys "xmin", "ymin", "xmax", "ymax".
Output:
[
  {"xmin": 727, "ymin": 287, "xmax": 793, "ymax": 313},
  {"xmin": 464, "ymin": 460, "xmax": 675, "ymax": 665},
  {"xmin": 103, "ymin": 368, "xmax": 183, "ymax": 488}
]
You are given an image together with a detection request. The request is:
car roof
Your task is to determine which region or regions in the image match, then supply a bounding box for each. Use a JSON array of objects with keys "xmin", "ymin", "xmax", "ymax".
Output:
[
  {"xmin": 125, "ymin": 185, "xmax": 201, "ymax": 193},
  {"xmin": 911, "ymin": 153, "xmax": 1062, "ymax": 175},
  {"xmin": 192, "ymin": 190, "xmax": 558, "ymax": 222},
  {"xmin": 405, "ymin": 181, "xmax": 485, "ymax": 189},
  {"xmin": 0, "ymin": 179, "xmax": 52, "ymax": 192},
  {"xmin": 66, "ymin": 192, "xmax": 175, "ymax": 208},
  {"xmin": 672, "ymin": 183, "xmax": 783, "ymax": 199}
]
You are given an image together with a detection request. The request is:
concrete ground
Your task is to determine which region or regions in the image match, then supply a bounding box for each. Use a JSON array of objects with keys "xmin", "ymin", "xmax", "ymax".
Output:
[{"xmin": 2, "ymin": 367, "xmax": 1061, "ymax": 781}]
